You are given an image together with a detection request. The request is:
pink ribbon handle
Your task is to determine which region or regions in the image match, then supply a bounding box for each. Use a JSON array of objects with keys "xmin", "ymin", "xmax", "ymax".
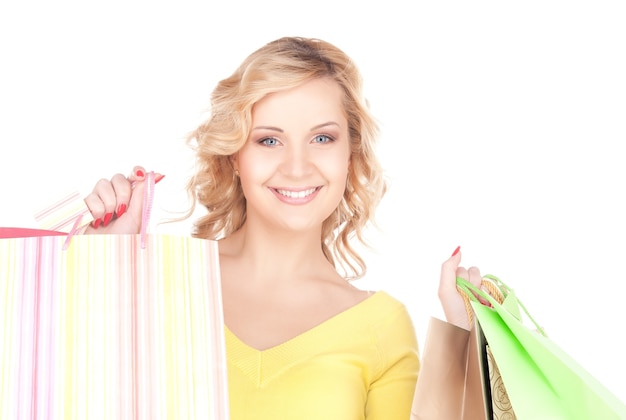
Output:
[{"xmin": 140, "ymin": 171, "xmax": 156, "ymax": 249}]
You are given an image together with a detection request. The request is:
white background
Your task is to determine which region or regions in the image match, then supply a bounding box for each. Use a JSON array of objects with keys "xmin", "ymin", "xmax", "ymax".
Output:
[{"xmin": 1, "ymin": 1, "xmax": 625, "ymax": 404}]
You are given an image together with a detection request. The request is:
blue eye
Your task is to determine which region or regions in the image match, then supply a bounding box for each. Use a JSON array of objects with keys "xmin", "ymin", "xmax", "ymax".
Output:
[
  {"xmin": 312, "ymin": 134, "xmax": 333, "ymax": 144},
  {"xmin": 259, "ymin": 137, "xmax": 279, "ymax": 146}
]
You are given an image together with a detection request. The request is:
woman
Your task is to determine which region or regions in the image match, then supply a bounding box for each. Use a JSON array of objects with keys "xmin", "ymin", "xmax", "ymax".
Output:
[{"xmin": 84, "ymin": 36, "xmax": 482, "ymax": 419}]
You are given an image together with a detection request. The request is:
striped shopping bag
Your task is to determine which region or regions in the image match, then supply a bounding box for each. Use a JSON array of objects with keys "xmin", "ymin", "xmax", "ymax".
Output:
[{"xmin": 1, "ymin": 185, "xmax": 229, "ymax": 420}]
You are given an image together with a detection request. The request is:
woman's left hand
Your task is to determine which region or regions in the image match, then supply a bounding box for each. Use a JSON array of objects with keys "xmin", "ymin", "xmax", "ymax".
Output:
[{"xmin": 438, "ymin": 246, "xmax": 483, "ymax": 330}]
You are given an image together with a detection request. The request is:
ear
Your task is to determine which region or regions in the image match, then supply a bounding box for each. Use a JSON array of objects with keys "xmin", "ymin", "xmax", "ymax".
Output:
[{"xmin": 229, "ymin": 153, "xmax": 239, "ymax": 171}]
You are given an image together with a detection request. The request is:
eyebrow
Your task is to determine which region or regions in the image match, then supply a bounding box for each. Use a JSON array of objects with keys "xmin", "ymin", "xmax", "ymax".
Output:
[{"xmin": 251, "ymin": 121, "xmax": 341, "ymax": 133}]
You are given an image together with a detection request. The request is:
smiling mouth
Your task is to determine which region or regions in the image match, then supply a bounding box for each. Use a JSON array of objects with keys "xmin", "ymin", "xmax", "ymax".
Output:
[{"xmin": 275, "ymin": 187, "xmax": 319, "ymax": 199}]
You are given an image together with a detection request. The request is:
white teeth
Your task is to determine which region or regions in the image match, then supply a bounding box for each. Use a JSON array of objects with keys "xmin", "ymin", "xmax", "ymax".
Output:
[{"xmin": 277, "ymin": 188, "xmax": 316, "ymax": 198}]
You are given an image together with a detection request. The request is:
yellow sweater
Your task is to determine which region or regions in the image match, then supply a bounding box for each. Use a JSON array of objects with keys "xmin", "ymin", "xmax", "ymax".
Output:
[{"xmin": 225, "ymin": 291, "xmax": 420, "ymax": 419}]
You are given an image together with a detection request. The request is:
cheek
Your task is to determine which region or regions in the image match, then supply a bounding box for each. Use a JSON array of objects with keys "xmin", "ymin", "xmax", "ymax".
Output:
[
  {"xmin": 334, "ymin": 149, "xmax": 351, "ymax": 176},
  {"xmin": 324, "ymin": 155, "xmax": 350, "ymax": 185},
  {"xmin": 237, "ymin": 149, "xmax": 268, "ymax": 177}
]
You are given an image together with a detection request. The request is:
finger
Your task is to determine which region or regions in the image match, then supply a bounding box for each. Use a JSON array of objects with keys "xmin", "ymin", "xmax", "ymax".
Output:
[
  {"xmin": 438, "ymin": 246, "xmax": 473, "ymax": 330},
  {"xmin": 128, "ymin": 166, "xmax": 147, "ymax": 184},
  {"xmin": 127, "ymin": 166, "xmax": 166, "ymax": 188},
  {"xmin": 85, "ymin": 177, "xmax": 120, "ymax": 228},
  {"xmin": 455, "ymin": 266, "xmax": 468, "ymax": 278},
  {"xmin": 125, "ymin": 168, "xmax": 165, "ymax": 221},
  {"xmin": 455, "ymin": 267, "xmax": 483, "ymax": 289},
  {"xmin": 95, "ymin": 173, "xmax": 132, "ymax": 227},
  {"xmin": 110, "ymin": 173, "xmax": 132, "ymax": 219},
  {"xmin": 438, "ymin": 246, "xmax": 462, "ymax": 297},
  {"xmin": 466, "ymin": 266, "xmax": 492, "ymax": 305},
  {"xmin": 84, "ymin": 191, "xmax": 106, "ymax": 229},
  {"xmin": 467, "ymin": 266, "xmax": 482, "ymax": 288},
  {"xmin": 106, "ymin": 166, "xmax": 149, "ymax": 233},
  {"xmin": 130, "ymin": 166, "xmax": 147, "ymax": 181}
]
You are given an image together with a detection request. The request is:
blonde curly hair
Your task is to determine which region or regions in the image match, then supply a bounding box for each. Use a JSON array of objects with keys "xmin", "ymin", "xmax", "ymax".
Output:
[{"xmin": 186, "ymin": 36, "xmax": 386, "ymax": 280}]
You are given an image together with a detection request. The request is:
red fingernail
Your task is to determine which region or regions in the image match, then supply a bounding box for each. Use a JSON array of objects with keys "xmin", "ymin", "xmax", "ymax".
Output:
[
  {"xmin": 154, "ymin": 174, "xmax": 165, "ymax": 184},
  {"xmin": 92, "ymin": 218, "xmax": 102, "ymax": 229},
  {"xmin": 451, "ymin": 246, "xmax": 461, "ymax": 257},
  {"xmin": 116, "ymin": 203, "xmax": 127, "ymax": 218},
  {"xmin": 102, "ymin": 212, "xmax": 113, "ymax": 227},
  {"xmin": 135, "ymin": 169, "xmax": 145, "ymax": 177}
]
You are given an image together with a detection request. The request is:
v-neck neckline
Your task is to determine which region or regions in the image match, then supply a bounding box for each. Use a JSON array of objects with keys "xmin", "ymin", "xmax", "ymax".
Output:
[
  {"xmin": 225, "ymin": 291, "xmax": 389, "ymax": 387},
  {"xmin": 225, "ymin": 290, "xmax": 384, "ymax": 354}
]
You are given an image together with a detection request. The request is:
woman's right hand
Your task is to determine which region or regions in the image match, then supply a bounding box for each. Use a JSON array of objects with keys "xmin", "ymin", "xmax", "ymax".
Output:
[{"xmin": 83, "ymin": 166, "xmax": 164, "ymax": 235}]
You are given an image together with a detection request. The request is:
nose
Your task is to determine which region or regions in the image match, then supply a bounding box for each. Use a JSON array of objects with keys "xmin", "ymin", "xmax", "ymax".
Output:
[{"xmin": 280, "ymin": 142, "xmax": 313, "ymax": 179}]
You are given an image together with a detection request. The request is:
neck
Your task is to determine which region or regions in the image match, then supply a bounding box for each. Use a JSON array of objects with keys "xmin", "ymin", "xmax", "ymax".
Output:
[{"xmin": 219, "ymin": 222, "xmax": 335, "ymax": 285}]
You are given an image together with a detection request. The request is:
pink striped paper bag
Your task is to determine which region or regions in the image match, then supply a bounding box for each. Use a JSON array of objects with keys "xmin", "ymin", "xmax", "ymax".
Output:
[{"xmin": 0, "ymin": 230, "xmax": 229, "ymax": 419}]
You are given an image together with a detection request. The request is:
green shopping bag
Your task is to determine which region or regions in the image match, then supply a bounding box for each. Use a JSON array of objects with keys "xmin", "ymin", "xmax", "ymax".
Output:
[{"xmin": 457, "ymin": 275, "xmax": 626, "ymax": 420}]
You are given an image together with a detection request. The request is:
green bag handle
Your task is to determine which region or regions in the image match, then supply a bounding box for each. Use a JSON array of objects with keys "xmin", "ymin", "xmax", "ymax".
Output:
[{"xmin": 456, "ymin": 274, "xmax": 547, "ymax": 337}]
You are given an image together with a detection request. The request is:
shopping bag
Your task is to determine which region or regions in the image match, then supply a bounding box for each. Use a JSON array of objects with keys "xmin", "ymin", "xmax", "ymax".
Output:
[
  {"xmin": 457, "ymin": 275, "xmax": 626, "ymax": 419},
  {"xmin": 0, "ymin": 174, "xmax": 229, "ymax": 419},
  {"xmin": 411, "ymin": 277, "xmax": 512, "ymax": 420},
  {"xmin": 410, "ymin": 316, "xmax": 492, "ymax": 419},
  {"xmin": 483, "ymin": 340, "xmax": 516, "ymax": 418}
]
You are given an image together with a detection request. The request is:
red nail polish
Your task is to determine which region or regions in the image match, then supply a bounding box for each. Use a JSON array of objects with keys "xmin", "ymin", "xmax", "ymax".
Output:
[
  {"xmin": 102, "ymin": 212, "xmax": 113, "ymax": 227},
  {"xmin": 116, "ymin": 203, "xmax": 127, "ymax": 218},
  {"xmin": 451, "ymin": 246, "xmax": 461, "ymax": 257},
  {"xmin": 92, "ymin": 218, "xmax": 102, "ymax": 229},
  {"xmin": 136, "ymin": 169, "xmax": 145, "ymax": 177},
  {"xmin": 154, "ymin": 174, "xmax": 165, "ymax": 184}
]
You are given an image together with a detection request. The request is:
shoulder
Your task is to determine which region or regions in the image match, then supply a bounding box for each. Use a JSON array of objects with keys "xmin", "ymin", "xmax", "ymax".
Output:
[
  {"xmin": 353, "ymin": 291, "xmax": 418, "ymax": 349},
  {"xmin": 364, "ymin": 291, "xmax": 414, "ymax": 325},
  {"xmin": 362, "ymin": 292, "xmax": 420, "ymax": 383}
]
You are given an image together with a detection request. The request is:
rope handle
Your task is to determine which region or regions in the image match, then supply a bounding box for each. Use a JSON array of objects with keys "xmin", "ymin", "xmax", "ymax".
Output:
[
  {"xmin": 456, "ymin": 274, "xmax": 547, "ymax": 337},
  {"xmin": 456, "ymin": 276, "xmax": 504, "ymax": 326}
]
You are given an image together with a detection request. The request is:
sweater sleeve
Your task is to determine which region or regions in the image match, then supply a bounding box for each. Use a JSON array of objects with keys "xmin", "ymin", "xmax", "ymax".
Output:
[{"xmin": 365, "ymin": 303, "xmax": 420, "ymax": 420}]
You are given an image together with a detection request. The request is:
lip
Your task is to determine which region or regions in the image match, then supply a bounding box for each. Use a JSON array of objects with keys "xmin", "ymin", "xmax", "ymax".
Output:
[{"xmin": 270, "ymin": 186, "xmax": 322, "ymax": 205}]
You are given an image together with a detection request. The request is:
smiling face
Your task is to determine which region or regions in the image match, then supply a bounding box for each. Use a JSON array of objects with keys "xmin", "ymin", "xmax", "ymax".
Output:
[{"xmin": 231, "ymin": 77, "xmax": 351, "ymax": 234}]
